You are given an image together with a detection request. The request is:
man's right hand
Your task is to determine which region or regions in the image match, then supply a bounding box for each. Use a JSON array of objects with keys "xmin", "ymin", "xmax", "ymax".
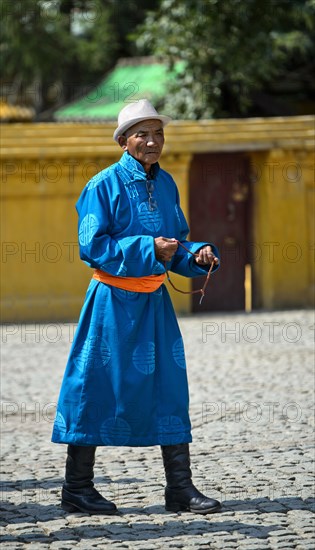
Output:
[{"xmin": 154, "ymin": 237, "xmax": 178, "ymax": 262}]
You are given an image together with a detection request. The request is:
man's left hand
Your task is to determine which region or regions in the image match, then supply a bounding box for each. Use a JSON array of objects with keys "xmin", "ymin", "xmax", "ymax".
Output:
[{"xmin": 195, "ymin": 246, "xmax": 219, "ymax": 266}]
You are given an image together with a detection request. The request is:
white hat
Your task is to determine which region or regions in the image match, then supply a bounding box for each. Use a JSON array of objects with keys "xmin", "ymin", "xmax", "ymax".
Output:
[{"xmin": 113, "ymin": 99, "xmax": 172, "ymax": 142}]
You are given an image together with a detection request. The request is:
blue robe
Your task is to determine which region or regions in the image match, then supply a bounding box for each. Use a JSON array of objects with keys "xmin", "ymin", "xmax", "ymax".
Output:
[{"xmin": 52, "ymin": 152, "xmax": 219, "ymax": 447}]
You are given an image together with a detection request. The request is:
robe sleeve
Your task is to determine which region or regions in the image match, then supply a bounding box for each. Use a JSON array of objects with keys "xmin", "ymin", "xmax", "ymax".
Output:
[
  {"xmin": 170, "ymin": 188, "xmax": 220, "ymax": 278},
  {"xmin": 76, "ymin": 178, "xmax": 164, "ymax": 277}
]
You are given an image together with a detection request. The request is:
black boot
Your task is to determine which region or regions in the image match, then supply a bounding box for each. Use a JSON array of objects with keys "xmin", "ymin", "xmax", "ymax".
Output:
[
  {"xmin": 161, "ymin": 443, "xmax": 221, "ymax": 514},
  {"xmin": 61, "ymin": 445, "xmax": 118, "ymax": 514}
]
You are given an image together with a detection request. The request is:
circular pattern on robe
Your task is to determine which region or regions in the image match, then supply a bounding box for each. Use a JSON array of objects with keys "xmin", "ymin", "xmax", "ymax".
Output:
[
  {"xmin": 100, "ymin": 417, "xmax": 131, "ymax": 445},
  {"xmin": 132, "ymin": 342, "xmax": 155, "ymax": 374},
  {"xmin": 157, "ymin": 415, "xmax": 186, "ymax": 445},
  {"xmin": 137, "ymin": 202, "xmax": 162, "ymax": 232},
  {"xmin": 79, "ymin": 214, "xmax": 99, "ymax": 246},
  {"xmin": 53, "ymin": 411, "xmax": 67, "ymax": 433},
  {"xmin": 172, "ymin": 338, "xmax": 186, "ymax": 369},
  {"xmin": 74, "ymin": 337, "xmax": 111, "ymax": 371}
]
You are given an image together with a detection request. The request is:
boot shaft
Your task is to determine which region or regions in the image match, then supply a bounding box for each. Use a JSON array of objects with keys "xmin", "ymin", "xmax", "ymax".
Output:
[
  {"xmin": 64, "ymin": 445, "xmax": 96, "ymax": 491},
  {"xmin": 161, "ymin": 443, "xmax": 193, "ymax": 489}
]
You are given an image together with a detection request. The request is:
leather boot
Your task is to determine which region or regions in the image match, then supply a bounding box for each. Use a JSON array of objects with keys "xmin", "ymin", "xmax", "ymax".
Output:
[
  {"xmin": 61, "ymin": 445, "xmax": 118, "ymax": 514},
  {"xmin": 161, "ymin": 443, "xmax": 221, "ymax": 514}
]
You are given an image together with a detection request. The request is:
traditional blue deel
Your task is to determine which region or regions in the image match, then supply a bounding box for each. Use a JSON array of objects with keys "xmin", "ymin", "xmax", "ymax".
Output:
[{"xmin": 52, "ymin": 152, "xmax": 219, "ymax": 447}]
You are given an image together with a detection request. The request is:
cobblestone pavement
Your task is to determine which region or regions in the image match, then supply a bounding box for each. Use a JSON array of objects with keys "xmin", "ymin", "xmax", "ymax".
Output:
[{"xmin": 1, "ymin": 310, "xmax": 314, "ymax": 549}]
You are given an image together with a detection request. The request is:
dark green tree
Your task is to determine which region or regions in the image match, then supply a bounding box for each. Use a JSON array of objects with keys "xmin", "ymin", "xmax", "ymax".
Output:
[
  {"xmin": 136, "ymin": 0, "xmax": 315, "ymax": 118},
  {"xmin": 0, "ymin": 0, "xmax": 159, "ymax": 117}
]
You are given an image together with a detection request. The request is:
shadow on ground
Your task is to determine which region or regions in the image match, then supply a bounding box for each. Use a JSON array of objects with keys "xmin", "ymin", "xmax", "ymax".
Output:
[{"xmin": 1, "ymin": 495, "xmax": 314, "ymax": 544}]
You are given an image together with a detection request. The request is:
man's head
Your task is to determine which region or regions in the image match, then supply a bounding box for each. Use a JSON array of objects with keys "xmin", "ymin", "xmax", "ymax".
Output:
[
  {"xmin": 118, "ymin": 119, "xmax": 165, "ymax": 173},
  {"xmin": 113, "ymin": 99, "xmax": 171, "ymax": 172}
]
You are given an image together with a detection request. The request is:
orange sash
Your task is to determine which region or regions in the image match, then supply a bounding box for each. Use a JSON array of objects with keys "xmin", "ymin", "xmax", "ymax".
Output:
[{"xmin": 93, "ymin": 269, "xmax": 166, "ymax": 293}]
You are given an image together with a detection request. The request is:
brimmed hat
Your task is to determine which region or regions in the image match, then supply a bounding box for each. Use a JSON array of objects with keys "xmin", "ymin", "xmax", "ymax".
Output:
[{"xmin": 113, "ymin": 99, "xmax": 172, "ymax": 142}]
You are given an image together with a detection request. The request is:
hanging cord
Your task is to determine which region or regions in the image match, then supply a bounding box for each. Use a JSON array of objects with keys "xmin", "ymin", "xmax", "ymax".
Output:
[{"xmin": 164, "ymin": 240, "xmax": 215, "ymax": 305}]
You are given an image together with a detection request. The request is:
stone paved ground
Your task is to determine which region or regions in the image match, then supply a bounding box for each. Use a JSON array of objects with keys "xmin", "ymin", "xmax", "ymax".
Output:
[{"xmin": 1, "ymin": 310, "xmax": 314, "ymax": 549}]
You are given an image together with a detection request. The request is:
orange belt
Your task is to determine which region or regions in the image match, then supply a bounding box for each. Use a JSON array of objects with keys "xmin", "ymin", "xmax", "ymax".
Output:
[{"xmin": 93, "ymin": 269, "xmax": 166, "ymax": 293}]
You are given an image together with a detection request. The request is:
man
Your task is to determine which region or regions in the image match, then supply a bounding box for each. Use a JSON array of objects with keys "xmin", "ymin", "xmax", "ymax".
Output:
[{"xmin": 52, "ymin": 99, "xmax": 221, "ymax": 515}]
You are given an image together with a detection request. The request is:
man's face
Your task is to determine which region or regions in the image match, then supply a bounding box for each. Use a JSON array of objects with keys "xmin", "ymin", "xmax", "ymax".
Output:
[{"xmin": 118, "ymin": 119, "xmax": 165, "ymax": 172}]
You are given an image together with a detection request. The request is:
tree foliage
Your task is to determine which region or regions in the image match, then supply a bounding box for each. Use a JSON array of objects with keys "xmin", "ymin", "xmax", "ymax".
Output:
[
  {"xmin": 0, "ymin": 0, "xmax": 159, "ymax": 116},
  {"xmin": 136, "ymin": 0, "xmax": 315, "ymax": 118},
  {"xmin": 1, "ymin": 0, "xmax": 314, "ymax": 119}
]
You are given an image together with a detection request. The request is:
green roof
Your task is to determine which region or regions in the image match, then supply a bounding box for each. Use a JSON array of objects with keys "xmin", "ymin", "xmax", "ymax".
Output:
[{"xmin": 54, "ymin": 60, "xmax": 184, "ymax": 121}]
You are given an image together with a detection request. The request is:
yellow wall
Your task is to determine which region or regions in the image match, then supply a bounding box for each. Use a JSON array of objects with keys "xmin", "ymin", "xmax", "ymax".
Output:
[
  {"xmin": 1, "ymin": 156, "xmax": 111, "ymax": 321},
  {"xmin": 1, "ymin": 117, "xmax": 314, "ymax": 321},
  {"xmin": 0, "ymin": 153, "xmax": 193, "ymax": 321},
  {"xmin": 250, "ymin": 149, "xmax": 314, "ymax": 308}
]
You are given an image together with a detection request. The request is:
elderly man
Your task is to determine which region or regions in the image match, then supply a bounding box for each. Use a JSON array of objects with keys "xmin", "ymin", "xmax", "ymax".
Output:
[{"xmin": 52, "ymin": 99, "xmax": 221, "ymax": 515}]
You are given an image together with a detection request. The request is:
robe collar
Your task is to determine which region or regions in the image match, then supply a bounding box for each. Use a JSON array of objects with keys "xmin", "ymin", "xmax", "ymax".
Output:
[{"xmin": 119, "ymin": 151, "xmax": 160, "ymax": 181}]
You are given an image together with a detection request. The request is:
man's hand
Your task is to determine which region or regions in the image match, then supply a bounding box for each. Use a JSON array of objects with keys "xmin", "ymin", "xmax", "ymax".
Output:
[
  {"xmin": 195, "ymin": 245, "xmax": 219, "ymax": 266},
  {"xmin": 154, "ymin": 237, "xmax": 178, "ymax": 262}
]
